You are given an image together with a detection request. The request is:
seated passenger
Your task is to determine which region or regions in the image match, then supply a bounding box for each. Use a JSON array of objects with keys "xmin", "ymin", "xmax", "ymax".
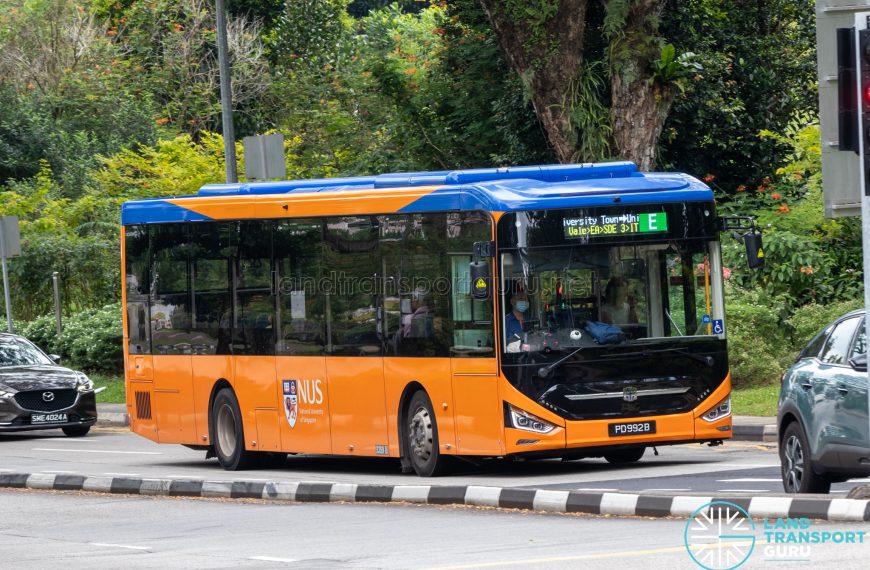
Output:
[{"xmin": 601, "ymin": 277, "xmax": 637, "ymax": 325}]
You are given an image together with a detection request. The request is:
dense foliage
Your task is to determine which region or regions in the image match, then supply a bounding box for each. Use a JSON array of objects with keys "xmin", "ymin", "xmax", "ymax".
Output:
[{"xmin": 0, "ymin": 1, "xmax": 860, "ymax": 388}]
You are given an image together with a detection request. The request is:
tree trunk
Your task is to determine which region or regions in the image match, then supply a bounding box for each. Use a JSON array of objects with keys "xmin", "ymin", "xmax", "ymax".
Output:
[
  {"xmin": 478, "ymin": 1, "xmax": 588, "ymax": 163},
  {"xmin": 608, "ymin": 0, "xmax": 672, "ymax": 171}
]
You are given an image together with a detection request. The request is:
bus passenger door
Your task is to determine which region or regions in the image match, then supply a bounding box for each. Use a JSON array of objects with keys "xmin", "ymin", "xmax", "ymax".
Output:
[{"xmin": 451, "ymin": 358, "xmax": 503, "ymax": 455}]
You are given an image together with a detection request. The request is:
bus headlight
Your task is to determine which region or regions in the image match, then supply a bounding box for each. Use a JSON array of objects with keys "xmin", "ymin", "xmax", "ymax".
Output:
[
  {"xmin": 74, "ymin": 372, "xmax": 94, "ymax": 393},
  {"xmin": 701, "ymin": 396, "xmax": 731, "ymax": 422},
  {"xmin": 508, "ymin": 405, "xmax": 556, "ymax": 434}
]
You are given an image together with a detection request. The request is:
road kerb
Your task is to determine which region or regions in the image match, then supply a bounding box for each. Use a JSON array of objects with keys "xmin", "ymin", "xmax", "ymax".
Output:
[{"xmin": 3, "ymin": 472, "xmax": 868, "ymax": 522}]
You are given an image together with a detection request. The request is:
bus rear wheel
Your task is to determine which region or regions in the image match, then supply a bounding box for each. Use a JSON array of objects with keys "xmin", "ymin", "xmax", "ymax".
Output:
[
  {"xmin": 406, "ymin": 391, "xmax": 447, "ymax": 477},
  {"xmin": 604, "ymin": 447, "xmax": 645, "ymax": 464},
  {"xmin": 212, "ymin": 388, "xmax": 258, "ymax": 470}
]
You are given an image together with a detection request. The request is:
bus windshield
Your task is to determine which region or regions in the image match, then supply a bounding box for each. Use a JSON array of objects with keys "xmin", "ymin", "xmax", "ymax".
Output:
[
  {"xmin": 500, "ymin": 239, "xmax": 724, "ymax": 354},
  {"xmin": 496, "ymin": 205, "xmax": 727, "ymax": 420}
]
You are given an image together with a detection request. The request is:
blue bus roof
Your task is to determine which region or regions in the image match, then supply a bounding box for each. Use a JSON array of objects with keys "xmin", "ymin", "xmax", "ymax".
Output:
[{"xmin": 121, "ymin": 161, "xmax": 713, "ymax": 225}]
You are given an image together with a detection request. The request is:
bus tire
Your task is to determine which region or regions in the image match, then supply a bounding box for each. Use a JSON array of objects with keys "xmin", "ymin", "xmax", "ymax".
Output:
[
  {"xmin": 406, "ymin": 391, "xmax": 447, "ymax": 477},
  {"xmin": 604, "ymin": 447, "xmax": 645, "ymax": 464},
  {"xmin": 212, "ymin": 388, "xmax": 257, "ymax": 471}
]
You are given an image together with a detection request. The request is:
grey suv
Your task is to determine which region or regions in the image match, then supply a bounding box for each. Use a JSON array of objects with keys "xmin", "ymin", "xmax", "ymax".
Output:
[{"xmin": 778, "ymin": 309, "xmax": 870, "ymax": 493}]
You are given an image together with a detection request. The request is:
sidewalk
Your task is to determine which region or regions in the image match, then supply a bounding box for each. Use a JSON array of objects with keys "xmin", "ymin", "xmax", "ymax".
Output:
[{"xmin": 95, "ymin": 404, "xmax": 777, "ymax": 442}]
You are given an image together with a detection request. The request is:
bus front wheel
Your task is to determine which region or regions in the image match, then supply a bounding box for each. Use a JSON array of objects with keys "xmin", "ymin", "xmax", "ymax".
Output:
[
  {"xmin": 604, "ymin": 447, "xmax": 645, "ymax": 464},
  {"xmin": 212, "ymin": 388, "xmax": 258, "ymax": 470},
  {"xmin": 406, "ymin": 391, "xmax": 447, "ymax": 477}
]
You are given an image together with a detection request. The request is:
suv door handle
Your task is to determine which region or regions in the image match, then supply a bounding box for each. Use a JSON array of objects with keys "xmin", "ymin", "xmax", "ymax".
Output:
[
  {"xmin": 837, "ymin": 383, "xmax": 849, "ymax": 394},
  {"xmin": 800, "ymin": 382, "xmax": 813, "ymax": 390}
]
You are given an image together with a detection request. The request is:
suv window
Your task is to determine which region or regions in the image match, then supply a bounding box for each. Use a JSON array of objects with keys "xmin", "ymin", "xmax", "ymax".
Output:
[
  {"xmin": 820, "ymin": 316, "xmax": 861, "ymax": 365},
  {"xmin": 852, "ymin": 318, "xmax": 866, "ymax": 358},
  {"xmin": 802, "ymin": 324, "xmax": 833, "ymax": 360}
]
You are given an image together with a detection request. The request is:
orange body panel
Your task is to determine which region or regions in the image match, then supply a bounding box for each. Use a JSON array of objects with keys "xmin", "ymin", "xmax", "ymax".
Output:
[
  {"xmin": 151, "ymin": 355, "xmax": 196, "ymax": 444},
  {"xmin": 233, "ymin": 356, "xmax": 279, "ymax": 452},
  {"xmin": 275, "ymin": 357, "xmax": 332, "ymax": 454},
  {"xmin": 384, "ymin": 358, "xmax": 455, "ymax": 457},
  {"xmin": 326, "ymin": 357, "xmax": 389, "ymax": 456},
  {"xmin": 451, "ymin": 358, "xmax": 504, "ymax": 455},
  {"xmin": 167, "ymin": 187, "xmax": 441, "ymax": 221},
  {"xmin": 190, "ymin": 355, "xmax": 232, "ymax": 445}
]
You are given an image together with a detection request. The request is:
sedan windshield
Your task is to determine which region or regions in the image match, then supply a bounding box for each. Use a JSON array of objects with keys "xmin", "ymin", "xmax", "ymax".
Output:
[{"xmin": 0, "ymin": 338, "xmax": 51, "ymax": 367}]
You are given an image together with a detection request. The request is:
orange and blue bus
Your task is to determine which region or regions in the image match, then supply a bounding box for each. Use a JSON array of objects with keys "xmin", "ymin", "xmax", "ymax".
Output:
[{"xmin": 121, "ymin": 161, "xmax": 733, "ymax": 475}]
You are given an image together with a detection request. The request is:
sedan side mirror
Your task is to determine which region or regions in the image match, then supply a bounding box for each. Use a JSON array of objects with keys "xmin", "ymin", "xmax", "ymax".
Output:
[
  {"xmin": 48, "ymin": 354, "xmax": 61, "ymax": 365},
  {"xmin": 849, "ymin": 353, "xmax": 867, "ymax": 372}
]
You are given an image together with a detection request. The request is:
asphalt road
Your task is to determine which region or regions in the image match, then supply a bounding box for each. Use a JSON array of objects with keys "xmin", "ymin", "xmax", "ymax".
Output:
[
  {"xmin": 2, "ymin": 428, "xmax": 869, "ymax": 494},
  {"xmin": 1, "ymin": 488, "xmax": 868, "ymax": 570}
]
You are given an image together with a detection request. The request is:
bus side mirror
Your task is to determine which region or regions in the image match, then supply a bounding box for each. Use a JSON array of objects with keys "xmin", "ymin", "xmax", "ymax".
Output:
[
  {"xmin": 744, "ymin": 229, "xmax": 764, "ymax": 269},
  {"xmin": 469, "ymin": 261, "xmax": 491, "ymax": 300}
]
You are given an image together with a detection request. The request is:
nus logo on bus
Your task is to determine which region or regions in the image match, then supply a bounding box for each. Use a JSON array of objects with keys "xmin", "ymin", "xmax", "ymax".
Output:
[{"xmin": 283, "ymin": 379, "xmax": 324, "ymax": 429}]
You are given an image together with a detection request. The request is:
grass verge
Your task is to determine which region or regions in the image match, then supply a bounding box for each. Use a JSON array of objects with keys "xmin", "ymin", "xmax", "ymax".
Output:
[
  {"xmin": 731, "ymin": 383, "xmax": 779, "ymax": 417},
  {"xmin": 89, "ymin": 373, "xmax": 126, "ymax": 404}
]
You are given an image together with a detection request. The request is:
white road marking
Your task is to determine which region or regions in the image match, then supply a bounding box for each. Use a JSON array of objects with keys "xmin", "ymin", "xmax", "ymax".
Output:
[
  {"xmin": 250, "ymin": 556, "xmax": 298, "ymax": 563},
  {"xmin": 233, "ymin": 478, "xmax": 270, "ymax": 482},
  {"xmin": 32, "ymin": 448, "xmax": 161, "ymax": 455},
  {"xmin": 716, "ymin": 463, "xmax": 780, "ymax": 468},
  {"xmin": 41, "ymin": 470, "xmax": 76, "ymax": 474},
  {"xmin": 0, "ymin": 469, "xmax": 12, "ymax": 472},
  {"xmin": 716, "ymin": 489, "xmax": 770, "ymax": 493},
  {"xmin": 831, "ymin": 490, "xmax": 848, "ymax": 493},
  {"xmin": 716, "ymin": 478, "xmax": 781, "ymax": 483},
  {"xmin": 90, "ymin": 542, "xmax": 151, "ymax": 551},
  {"xmin": 641, "ymin": 488, "xmax": 691, "ymax": 492},
  {"xmin": 103, "ymin": 473, "xmax": 141, "ymax": 477},
  {"xmin": 575, "ymin": 488, "xmax": 618, "ymax": 492}
]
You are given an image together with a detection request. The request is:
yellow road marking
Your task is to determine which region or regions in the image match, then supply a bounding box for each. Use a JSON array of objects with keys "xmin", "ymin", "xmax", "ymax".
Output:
[{"xmin": 424, "ymin": 542, "xmax": 755, "ymax": 569}]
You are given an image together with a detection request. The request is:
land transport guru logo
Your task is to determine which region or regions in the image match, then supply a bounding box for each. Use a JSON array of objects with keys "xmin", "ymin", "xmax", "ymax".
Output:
[
  {"xmin": 683, "ymin": 501, "xmax": 867, "ymax": 569},
  {"xmin": 684, "ymin": 501, "xmax": 755, "ymax": 570}
]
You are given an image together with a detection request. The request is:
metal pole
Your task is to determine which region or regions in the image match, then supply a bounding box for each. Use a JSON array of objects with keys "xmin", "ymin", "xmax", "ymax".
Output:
[
  {"xmin": 0, "ymin": 225, "xmax": 12, "ymax": 333},
  {"xmin": 52, "ymin": 272, "xmax": 62, "ymax": 335},
  {"xmin": 215, "ymin": 0, "xmax": 237, "ymax": 183}
]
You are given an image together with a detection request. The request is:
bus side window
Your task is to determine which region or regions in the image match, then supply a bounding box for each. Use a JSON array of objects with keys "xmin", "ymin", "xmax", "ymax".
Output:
[
  {"xmin": 190, "ymin": 222, "xmax": 232, "ymax": 355},
  {"xmin": 324, "ymin": 216, "xmax": 382, "ymax": 356},
  {"xmin": 150, "ymin": 224, "xmax": 192, "ymax": 355},
  {"xmin": 380, "ymin": 213, "xmax": 451, "ymax": 358},
  {"xmin": 125, "ymin": 224, "xmax": 151, "ymax": 355},
  {"xmin": 448, "ymin": 212, "xmax": 494, "ymax": 357},
  {"xmin": 233, "ymin": 220, "xmax": 275, "ymax": 356},
  {"xmin": 274, "ymin": 219, "xmax": 325, "ymax": 356}
]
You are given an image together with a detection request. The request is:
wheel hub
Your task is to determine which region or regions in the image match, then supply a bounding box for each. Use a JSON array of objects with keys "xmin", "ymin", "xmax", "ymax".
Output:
[
  {"xmin": 216, "ymin": 403, "xmax": 237, "ymax": 457},
  {"xmin": 409, "ymin": 407, "xmax": 433, "ymax": 461},
  {"xmin": 784, "ymin": 434, "xmax": 804, "ymax": 492}
]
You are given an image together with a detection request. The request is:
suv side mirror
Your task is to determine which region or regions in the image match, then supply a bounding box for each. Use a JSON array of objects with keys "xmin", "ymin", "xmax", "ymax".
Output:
[
  {"xmin": 849, "ymin": 353, "xmax": 867, "ymax": 372},
  {"xmin": 48, "ymin": 354, "xmax": 61, "ymax": 365}
]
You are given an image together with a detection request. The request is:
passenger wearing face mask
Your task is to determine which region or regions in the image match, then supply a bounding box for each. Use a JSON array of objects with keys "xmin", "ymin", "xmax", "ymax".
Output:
[{"xmin": 505, "ymin": 284, "xmax": 529, "ymax": 342}]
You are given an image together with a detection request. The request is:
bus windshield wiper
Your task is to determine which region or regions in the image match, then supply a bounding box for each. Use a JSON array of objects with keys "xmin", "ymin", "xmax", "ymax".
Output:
[
  {"xmin": 536, "ymin": 345, "xmax": 584, "ymax": 379},
  {"xmin": 600, "ymin": 347, "xmax": 714, "ymax": 367}
]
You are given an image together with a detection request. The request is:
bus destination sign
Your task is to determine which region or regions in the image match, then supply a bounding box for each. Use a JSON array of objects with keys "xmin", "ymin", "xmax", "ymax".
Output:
[{"xmin": 563, "ymin": 212, "xmax": 668, "ymax": 239}]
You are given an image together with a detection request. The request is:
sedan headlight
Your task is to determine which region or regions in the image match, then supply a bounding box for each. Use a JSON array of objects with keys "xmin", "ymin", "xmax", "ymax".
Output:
[
  {"xmin": 701, "ymin": 396, "xmax": 731, "ymax": 422},
  {"xmin": 0, "ymin": 387, "xmax": 13, "ymax": 400},
  {"xmin": 74, "ymin": 372, "xmax": 94, "ymax": 393}
]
